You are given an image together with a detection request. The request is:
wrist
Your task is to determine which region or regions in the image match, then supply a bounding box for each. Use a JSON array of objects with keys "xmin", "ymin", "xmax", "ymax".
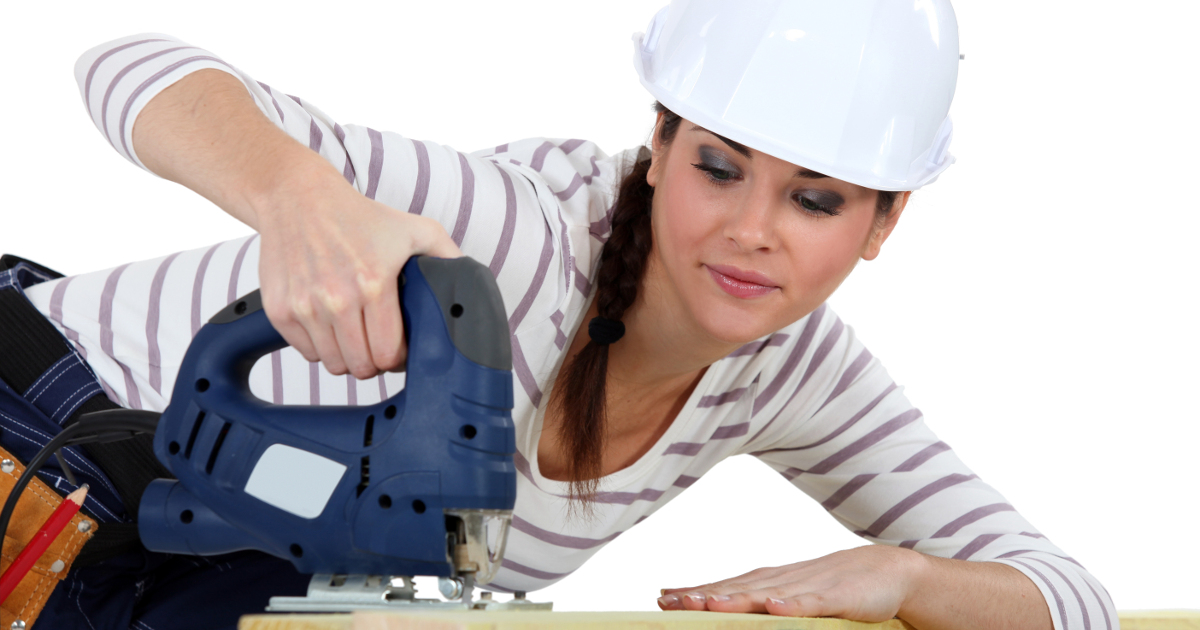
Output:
[
  {"xmin": 896, "ymin": 548, "xmax": 936, "ymax": 621},
  {"xmin": 242, "ymin": 143, "xmax": 348, "ymax": 231}
]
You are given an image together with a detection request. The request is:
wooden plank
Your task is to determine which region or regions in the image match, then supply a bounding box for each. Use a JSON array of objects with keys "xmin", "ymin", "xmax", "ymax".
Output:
[
  {"xmin": 240, "ymin": 610, "xmax": 1200, "ymax": 630},
  {"xmin": 238, "ymin": 615, "xmax": 351, "ymax": 630},
  {"xmin": 1118, "ymin": 611, "xmax": 1200, "ymax": 630},
  {"xmin": 240, "ymin": 611, "xmax": 913, "ymax": 630}
]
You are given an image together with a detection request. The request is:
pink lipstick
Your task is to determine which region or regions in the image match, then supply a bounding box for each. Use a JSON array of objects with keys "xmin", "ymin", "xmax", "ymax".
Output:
[{"xmin": 705, "ymin": 264, "xmax": 778, "ymax": 299}]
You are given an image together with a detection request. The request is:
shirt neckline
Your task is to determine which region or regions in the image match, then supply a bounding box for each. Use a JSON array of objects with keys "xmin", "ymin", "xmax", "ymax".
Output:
[{"xmin": 523, "ymin": 354, "xmax": 718, "ymax": 495}]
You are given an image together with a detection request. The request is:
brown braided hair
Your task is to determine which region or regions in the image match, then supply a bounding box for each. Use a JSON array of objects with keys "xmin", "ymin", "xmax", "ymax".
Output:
[{"xmin": 549, "ymin": 103, "xmax": 900, "ymax": 509}]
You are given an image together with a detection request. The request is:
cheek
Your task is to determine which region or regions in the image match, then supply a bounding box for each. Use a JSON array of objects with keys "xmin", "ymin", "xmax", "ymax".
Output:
[
  {"xmin": 650, "ymin": 173, "xmax": 723, "ymax": 266},
  {"xmin": 780, "ymin": 216, "xmax": 875, "ymax": 304}
]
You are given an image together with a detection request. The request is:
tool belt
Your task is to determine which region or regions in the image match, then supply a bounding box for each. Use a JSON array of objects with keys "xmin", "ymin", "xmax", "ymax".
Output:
[
  {"xmin": 0, "ymin": 254, "xmax": 171, "ymax": 569},
  {"xmin": 0, "ymin": 444, "xmax": 97, "ymax": 628}
]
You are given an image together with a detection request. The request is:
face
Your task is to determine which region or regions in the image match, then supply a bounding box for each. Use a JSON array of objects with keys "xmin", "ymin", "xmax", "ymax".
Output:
[{"xmin": 644, "ymin": 117, "xmax": 908, "ymax": 347}]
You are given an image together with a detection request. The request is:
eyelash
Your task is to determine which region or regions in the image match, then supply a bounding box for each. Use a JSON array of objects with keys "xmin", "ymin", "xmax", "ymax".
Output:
[
  {"xmin": 692, "ymin": 162, "xmax": 738, "ymax": 186},
  {"xmin": 691, "ymin": 162, "xmax": 839, "ymax": 216},
  {"xmin": 796, "ymin": 195, "xmax": 839, "ymax": 216}
]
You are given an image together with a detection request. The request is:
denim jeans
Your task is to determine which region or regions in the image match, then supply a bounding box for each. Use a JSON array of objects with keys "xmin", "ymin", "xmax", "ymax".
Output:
[{"xmin": 0, "ymin": 262, "xmax": 307, "ymax": 630}]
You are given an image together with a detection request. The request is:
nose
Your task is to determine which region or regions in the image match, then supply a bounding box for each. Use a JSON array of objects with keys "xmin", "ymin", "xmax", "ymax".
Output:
[{"xmin": 723, "ymin": 188, "xmax": 779, "ymax": 252}]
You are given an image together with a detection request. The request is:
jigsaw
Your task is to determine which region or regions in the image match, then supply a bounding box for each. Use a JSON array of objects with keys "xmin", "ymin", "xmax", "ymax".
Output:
[{"xmin": 133, "ymin": 255, "xmax": 549, "ymax": 611}]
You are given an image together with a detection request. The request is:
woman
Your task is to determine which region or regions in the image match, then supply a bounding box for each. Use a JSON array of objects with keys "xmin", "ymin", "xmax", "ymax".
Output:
[{"xmin": 0, "ymin": 1, "xmax": 1115, "ymax": 629}]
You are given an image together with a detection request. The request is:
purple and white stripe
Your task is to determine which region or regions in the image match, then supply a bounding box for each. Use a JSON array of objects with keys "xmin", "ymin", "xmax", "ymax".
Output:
[{"xmin": 56, "ymin": 36, "xmax": 1115, "ymax": 622}]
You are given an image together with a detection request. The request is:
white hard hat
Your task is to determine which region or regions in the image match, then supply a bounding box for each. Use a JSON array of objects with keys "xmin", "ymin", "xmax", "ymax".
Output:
[{"xmin": 633, "ymin": 0, "xmax": 960, "ymax": 191}]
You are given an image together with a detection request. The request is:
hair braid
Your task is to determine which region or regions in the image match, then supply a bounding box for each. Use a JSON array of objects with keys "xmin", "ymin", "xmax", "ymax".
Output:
[
  {"xmin": 550, "ymin": 105, "xmax": 682, "ymax": 510},
  {"xmin": 549, "ymin": 104, "xmax": 893, "ymax": 512}
]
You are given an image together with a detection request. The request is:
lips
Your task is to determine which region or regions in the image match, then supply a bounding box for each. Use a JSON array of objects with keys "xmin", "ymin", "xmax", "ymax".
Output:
[{"xmin": 705, "ymin": 264, "xmax": 779, "ymax": 299}]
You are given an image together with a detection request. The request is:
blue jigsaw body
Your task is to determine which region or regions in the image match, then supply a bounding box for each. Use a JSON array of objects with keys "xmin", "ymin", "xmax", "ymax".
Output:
[{"xmin": 137, "ymin": 256, "xmax": 516, "ymax": 578}]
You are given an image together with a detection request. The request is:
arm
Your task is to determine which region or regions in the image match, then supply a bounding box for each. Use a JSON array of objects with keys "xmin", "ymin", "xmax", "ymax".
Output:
[
  {"xmin": 662, "ymin": 544, "xmax": 1051, "ymax": 630},
  {"xmin": 77, "ymin": 36, "xmax": 461, "ymax": 377},
  {"xmin": 661, "ymin": 312, "xmax": 1113, "ymax": 629}
]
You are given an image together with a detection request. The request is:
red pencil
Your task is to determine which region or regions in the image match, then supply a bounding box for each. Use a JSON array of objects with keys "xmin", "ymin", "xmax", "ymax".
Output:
[{"xmin": 0, "ymin": 485, "xmax": 88, "ymax": 605}]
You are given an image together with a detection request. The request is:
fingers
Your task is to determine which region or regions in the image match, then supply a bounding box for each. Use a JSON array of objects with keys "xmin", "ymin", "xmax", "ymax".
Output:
[
  {"xmin": 362, "ymin": 273, "xmax": 406, "ymax": 372},
  {"xmin": 331, "ymin": 302, "xmax": 375, "ymax": 379},
  {"xmin": 657, "ymin": 589, "xmax": 832, "ymax": 617},
  {"xmin": 411, "ymin": 215, "xmax": 465, "ymax": 260},
  {"xmin": 765, "ymin": 593, "xmax": 833, "ymax": 618},
  {"xmin": 255, "ymin": 197, "xmax": 459, "ymax": 379},
  {"xmin": 264, "ymin": 289, "xmax": 350, "ymax": 375}
]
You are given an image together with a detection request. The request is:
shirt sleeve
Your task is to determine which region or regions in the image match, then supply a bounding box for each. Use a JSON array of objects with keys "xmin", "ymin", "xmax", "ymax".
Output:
[
  {"xmin": 66, "ymin": 34, "xmax": 625, "ymax": 414},
  {"xmin": 746, "ymin": 306, "xmax": 1116, "ymax": 630},
  {"xmin": 72, "ymin": 34, "xmax": 605, "ymax": 332}
]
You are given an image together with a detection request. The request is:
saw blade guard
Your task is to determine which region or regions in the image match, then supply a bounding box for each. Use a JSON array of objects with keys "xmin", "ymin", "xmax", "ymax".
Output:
[{"xmin": 138, "ymin": 256, "xmax": 517, "ymax": 580}]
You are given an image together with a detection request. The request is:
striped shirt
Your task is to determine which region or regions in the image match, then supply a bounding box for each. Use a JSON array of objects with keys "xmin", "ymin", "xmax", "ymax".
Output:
[{"xmin": 30, "ymin": 33, "xmax": 1115, "ymax": 629}]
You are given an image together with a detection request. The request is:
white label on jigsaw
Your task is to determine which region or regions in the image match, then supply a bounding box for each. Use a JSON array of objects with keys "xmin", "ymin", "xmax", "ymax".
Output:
[{"xmin": 245, "ymin": 444, "xmax": 346, "ymax": 519}]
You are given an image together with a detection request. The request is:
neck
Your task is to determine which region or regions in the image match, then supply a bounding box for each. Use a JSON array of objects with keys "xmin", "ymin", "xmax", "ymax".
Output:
[{"xmin": 600, "ymin": 255, "xmax": 740, "ymax": 399}]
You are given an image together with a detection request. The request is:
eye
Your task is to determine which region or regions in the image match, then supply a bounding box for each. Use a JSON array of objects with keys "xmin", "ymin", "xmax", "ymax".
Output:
[
  {"xmin": 692, "ymin": 162, "xmax": 738, "ymax": 186},
  {"xmin": 796, "ymin": 195, "xmax": 839, "ymax": 216}
]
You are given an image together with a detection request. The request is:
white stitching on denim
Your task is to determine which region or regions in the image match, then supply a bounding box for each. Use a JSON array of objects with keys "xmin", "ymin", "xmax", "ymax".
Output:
[
  {"xmin": 37, "ymin": 470, "xmax": 120, "ymax": 522},
  {"xmin": 51, "ymin": 382, "xmax": 104, "ymax": 424},
  {"xmin": 1, "ymin": 416, "xmax": 110, "ymax": 478},
  {"xmin": 72, "ymin": 573, "xmax": 99, "ymax": 630},
  {"xmin": 43, "ymin": 361, "xmax": 96, "ymax": 410},
  {"xmin": 54, "ymin": 389, "xmax": 104, "ymax": 425},
  {"xmin": 0, "ymin": 411, "xmax": 122, "ymax": 507},
  {"xmin": 26, "ymin": 354, "xmax": 75, "ymax": 401},
  {"xmin": 50, "ymin": 382, "xmax": 102, "ymax": 420}
]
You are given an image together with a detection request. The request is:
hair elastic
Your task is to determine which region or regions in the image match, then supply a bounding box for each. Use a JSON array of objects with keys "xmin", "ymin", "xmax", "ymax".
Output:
[{"xmin": 588, "ymin": 317, "xmax": 626, "ymax": 345}]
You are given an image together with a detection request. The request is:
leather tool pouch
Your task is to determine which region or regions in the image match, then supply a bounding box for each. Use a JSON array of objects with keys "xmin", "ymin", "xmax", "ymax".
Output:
[{"xmin": 0, "ymin": 446, "xmax": 97, "ymax": 630}]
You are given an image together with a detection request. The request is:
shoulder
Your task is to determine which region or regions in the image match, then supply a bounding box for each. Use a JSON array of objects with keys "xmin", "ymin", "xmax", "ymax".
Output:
[
  {"xmin": 704, "ymin": 304, "xmax": 891, "ymax": 451},
  {"xmin": 465, "ymin": 140, "xmax": 643, "ymax": 333},
  {"xmin": 470, "ymin": 140, "xmax": 641, "ymax": 232}
]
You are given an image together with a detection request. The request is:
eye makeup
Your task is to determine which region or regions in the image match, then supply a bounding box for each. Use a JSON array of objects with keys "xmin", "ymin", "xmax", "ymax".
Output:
[
  {"xmin": 691, "ymin": 143, "xmax": 846, "ymax": 216},
  {"xmin": 697, "ymin": 145, "xmax": 741, "ymax": 173},
  {"xmin": 691, "ymin": 145, "xmax": 742, "ymax": 185},
  {"xmin": 795, "ymin": 190, "xmax": 844, "ymax": 216}
]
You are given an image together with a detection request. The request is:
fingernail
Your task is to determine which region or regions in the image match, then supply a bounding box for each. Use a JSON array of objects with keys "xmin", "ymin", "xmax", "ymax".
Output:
[
  {"xmin": 768, "ymin": 597, "xmax": 785, "ymax": 606},
  {"xmin": 686, "ymin": 593, "xmax": 706, "ymax": 604},
  {"xmin": 660, "ymin": 589, "xmax": 667, "ymax": 596},
  {"xmin": 657, "ymin": 594, "xmax": 680, "ymax": 609},
  {"xmin": 708, "ymin": 594, "xmax": 731, "ymax": 603}
]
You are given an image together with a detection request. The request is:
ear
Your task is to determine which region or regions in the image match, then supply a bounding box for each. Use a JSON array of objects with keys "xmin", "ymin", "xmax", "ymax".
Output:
[
  {"xmin": 646, "ymin": 111, "xmax": 667, "ymax": 188},
  {"xmin": 861, "ymin": 191, "xmax": 910, "ymax": 261}
]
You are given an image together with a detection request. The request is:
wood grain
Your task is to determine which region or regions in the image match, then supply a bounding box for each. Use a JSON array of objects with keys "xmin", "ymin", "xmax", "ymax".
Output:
[
  {"xmin": 240, "ymin": 611, "xmax": 912, "ymax": 630},
  {"xmin": 239, "ymin": 610, "xmax": 1200, "ymax": 630},
  {"xmin": 1118, "ymin": 611, "xmax": 1200, "ymax": 630}
]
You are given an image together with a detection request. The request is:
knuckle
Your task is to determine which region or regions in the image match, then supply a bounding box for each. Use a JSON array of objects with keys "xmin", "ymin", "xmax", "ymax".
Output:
[
  {"xmin": 355, "ymin": 271, "xmax": 385, "ymax": 301},
  {"xmin": 262, "ymin": 294, "xmax": 292, "ymax": 321},
  {"xmin": 799, "ymin": 591, "xmax": 829, "ymax": 607},
  {"xmin": 351, "ymin": 364, "xmax": 377, "ymax": 380},
  {"xmin": 324, "ymin": 361, "xmax": 347, "ymax": 375},
  {"xmin": 745, "ymin": 566, "xmax": 776, "ymax": 579},
  {"xmin": 320, "ymin": 291, "xmax": 350, "ymax": 318},
  {"xmin": 374, "ymin": 346, "xmax": 402, "ymax": 370},
  {"xmin": 289, "ymin": 295, "xmax": 316, "ymax": 320},
  {"xmin": 415, "ymin": 216, "xmax": 451, "ymax": 248},
  {"xmin": 763, "ymin": 586, "xmax": 793, "ymax": 600}
]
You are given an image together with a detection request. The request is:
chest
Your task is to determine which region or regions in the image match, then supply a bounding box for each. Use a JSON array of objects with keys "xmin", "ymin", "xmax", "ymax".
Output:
[{"xmin": 534, "ymin": 368, "xmax": 702, "ymax": 482}]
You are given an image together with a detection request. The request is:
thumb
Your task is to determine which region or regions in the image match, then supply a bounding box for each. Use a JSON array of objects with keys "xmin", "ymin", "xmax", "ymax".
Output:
[{"xmin": 426, "ymin": 238, "xmax": 464, "ymax": 259}]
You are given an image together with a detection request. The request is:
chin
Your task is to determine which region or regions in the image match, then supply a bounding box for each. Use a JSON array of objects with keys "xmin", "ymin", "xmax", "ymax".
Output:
[{"xmin": 691, "ymin": 297, "xmax": 789, "ymax": 346}]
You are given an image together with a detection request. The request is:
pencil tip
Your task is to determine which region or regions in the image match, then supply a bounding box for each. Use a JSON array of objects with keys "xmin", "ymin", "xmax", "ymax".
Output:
[{"xmin": 66, "ymin": 484, "xmax": 89, "ymax": 505}]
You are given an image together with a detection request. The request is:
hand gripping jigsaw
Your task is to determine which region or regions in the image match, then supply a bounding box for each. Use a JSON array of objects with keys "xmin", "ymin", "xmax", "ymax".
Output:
[{"xmin": 134, "ymin": 256, "xmax": 546, "ymax": 611}]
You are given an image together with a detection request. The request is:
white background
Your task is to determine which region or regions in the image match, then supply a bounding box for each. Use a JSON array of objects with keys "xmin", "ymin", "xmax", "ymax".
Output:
[{"xmin": 2, "ymin": 0, "xmax": 1197, "ymax": 614}]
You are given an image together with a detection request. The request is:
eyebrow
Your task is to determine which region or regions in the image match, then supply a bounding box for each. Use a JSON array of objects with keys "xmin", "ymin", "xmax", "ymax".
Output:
[{"xmin": 691, "ymin": 125, "xmax": 829, "ymax": 179}]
